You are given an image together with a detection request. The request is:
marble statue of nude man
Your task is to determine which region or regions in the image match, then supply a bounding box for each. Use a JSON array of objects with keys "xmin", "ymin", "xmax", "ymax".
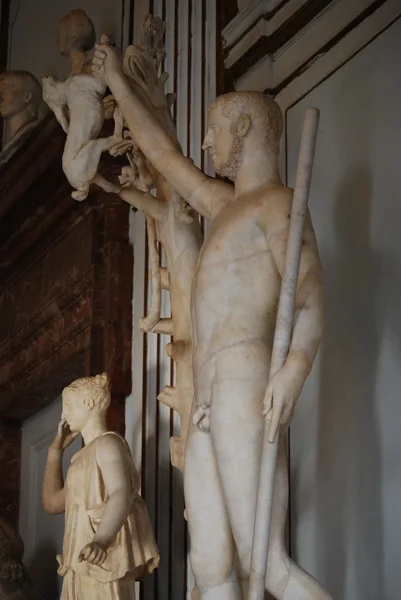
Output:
[{"xmin": 92, "ymin": 37, "xmax": 332, "ymax": 600}]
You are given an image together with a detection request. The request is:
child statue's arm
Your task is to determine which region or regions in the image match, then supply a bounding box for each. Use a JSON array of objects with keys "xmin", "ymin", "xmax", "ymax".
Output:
[
  {"xmin": 42, "ymin": 419, "xmax": 78, "ymax": 514},
  {"xmin": 78, "ymin": 435, "xmax": 137, "ymax": 566}
]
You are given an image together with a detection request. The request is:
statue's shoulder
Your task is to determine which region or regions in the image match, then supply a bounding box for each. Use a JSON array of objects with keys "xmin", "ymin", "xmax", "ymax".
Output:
[
  {"xmin": 254, "ymin": 184, "xmax": 294, "ymax": 235},
  {"xmin": 262, "ymin": 184, "xmax": 293, "ymax": 214},
  {"xmin": 94, "ymin": 431, "xmax": 131, "ymax": 457},
  {"xmin": 264, "ymin": 183, "xmax": 292, "ymax": 202}
]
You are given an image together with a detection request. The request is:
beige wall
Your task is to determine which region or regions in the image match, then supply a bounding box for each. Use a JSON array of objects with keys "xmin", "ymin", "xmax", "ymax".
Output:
[{"xmin": 287, "ymin": 17, "xmax": 401, "ymax": 600}]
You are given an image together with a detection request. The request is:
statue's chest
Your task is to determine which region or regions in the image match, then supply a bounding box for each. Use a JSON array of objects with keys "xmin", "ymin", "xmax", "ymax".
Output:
[
  {"xmin": 65, "ymin": 449, "xmax": 91, "ymax": 500},
  {"xmin": 201, "ymin": 201, "xmax": 267, "ymax": 264}
]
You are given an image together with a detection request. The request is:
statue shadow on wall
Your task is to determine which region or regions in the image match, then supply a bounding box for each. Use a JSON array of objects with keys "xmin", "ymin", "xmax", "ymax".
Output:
[{"xmin": 315, "ymin": 164, "xmax": 384, "ymax": 598}]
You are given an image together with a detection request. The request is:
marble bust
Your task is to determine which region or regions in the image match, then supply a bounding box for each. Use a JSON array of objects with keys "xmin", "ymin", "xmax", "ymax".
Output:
[{"xmin": 0, "ymin": 71, "xmax": 42, "ymax": 165}]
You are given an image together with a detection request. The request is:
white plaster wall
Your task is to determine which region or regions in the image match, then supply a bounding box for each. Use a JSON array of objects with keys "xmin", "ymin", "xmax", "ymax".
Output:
[
  {"xmin": 286, "ymin": 18, "xmax": 401, "ymax": 600},
  {"xmin": 7, "ymin": 0, "xmax": 125, "ymax": 80},
  {"xmin": 19, "ymin": 398, "xmax": 81, "ymax": 600}
]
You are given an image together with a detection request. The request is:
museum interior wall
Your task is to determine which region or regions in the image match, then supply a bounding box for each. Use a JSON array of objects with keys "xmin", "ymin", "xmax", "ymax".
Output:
[
  {"xmin": 221, "ymin": 1, "xmax": 401, "ymax": 600},
  {"xmin": 286, "ymin": 19, "xmax": 401, "ymax": 600}
]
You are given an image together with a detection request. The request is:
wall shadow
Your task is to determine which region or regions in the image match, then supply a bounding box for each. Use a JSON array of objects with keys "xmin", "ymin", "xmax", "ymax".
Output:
[{"xmin": 315, "ymin": 165, "xmax": 384, "ymax": 599}]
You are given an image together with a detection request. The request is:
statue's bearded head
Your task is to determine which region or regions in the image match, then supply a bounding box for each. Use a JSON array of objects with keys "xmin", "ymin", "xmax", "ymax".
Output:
[
  {"xmin": 202, "ymin": 91, "xmax": 283, "ymax": 182},
  {"xmin": 0, "ymin": 71, "xmax": 41, "ymax": 120},
  {"xmin": 61, "ymin": 373, "xmax": 110, "ymax": 433}
]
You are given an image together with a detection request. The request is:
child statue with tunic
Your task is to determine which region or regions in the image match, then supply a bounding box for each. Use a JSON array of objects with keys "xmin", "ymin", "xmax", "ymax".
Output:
[{"xmin": 42, "ymin": 373, "xmax": 159, "ymax": 600}]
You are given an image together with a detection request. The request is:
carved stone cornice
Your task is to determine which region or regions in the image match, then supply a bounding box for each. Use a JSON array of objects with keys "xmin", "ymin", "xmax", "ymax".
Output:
[
  {"xmin": 221, "ymin": 0, "xmax": 398, "ymax": 94},
  {"xmin": 223, "ymin": 0, "xmax": 270, "ymax": 51}
]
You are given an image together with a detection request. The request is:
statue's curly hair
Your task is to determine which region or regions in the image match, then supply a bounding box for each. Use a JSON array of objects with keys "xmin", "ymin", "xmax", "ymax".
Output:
[
  {"xmin": 209, "ymin": 91, "xmax": 283, "ymax": 154},
  {"xmin": 62, "ymin": 373, "xmax": 110, "ymax": 413}
]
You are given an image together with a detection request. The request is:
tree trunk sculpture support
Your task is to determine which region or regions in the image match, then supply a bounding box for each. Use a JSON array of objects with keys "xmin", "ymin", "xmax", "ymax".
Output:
[{"xmin": 117, "ymin": 16, "xmax": 203, "ymax": 473}]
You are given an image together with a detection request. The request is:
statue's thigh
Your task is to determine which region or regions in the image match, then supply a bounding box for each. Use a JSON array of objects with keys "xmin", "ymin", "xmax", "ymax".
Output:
[
  {"xmin": 210, "ymin": 342, "xmax": 269, "ymax": 496},
  {"xmin": 184, "ymin": 426, "xmax": 235, "ymax": 582},
  {"xmin": 209, "ymin": 375, "xmax": 265, "ymax": 569}
]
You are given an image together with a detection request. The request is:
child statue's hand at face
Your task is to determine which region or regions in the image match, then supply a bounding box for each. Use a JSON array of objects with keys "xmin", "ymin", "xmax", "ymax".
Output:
[{"xmin": 50, "ymin": 419, "xmax": 79, "ymax": 452}]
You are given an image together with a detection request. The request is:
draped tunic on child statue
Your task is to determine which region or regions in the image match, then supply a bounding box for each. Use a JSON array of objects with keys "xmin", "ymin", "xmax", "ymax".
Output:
[{"xmin": 57, "ymin": 431, "xmax": 159, "ymax": 592}]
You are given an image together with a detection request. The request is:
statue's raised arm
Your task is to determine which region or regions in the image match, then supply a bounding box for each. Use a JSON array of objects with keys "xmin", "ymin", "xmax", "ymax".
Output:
[{"xmin": 92, "ymin": 35, "xmax": 233, "ymax": 221}]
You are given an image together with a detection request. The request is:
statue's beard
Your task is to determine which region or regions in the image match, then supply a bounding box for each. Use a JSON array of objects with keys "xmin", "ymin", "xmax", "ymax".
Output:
[{"xmin": 216, "ymin": 134, "xmax": 244, "ymax": 181}]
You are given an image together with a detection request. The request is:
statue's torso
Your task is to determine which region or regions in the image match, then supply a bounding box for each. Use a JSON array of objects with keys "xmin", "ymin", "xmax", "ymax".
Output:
[
  {"xmin": 191, "ymin": 189, "xmax": 284, "ymax": 376},
  {"xmin": 60, "ymin": 433, "xmax": 135, "ymax": 582},
  {"xmin": 63, "ymin": 74, "xmax": 106, "ymax": 153}
]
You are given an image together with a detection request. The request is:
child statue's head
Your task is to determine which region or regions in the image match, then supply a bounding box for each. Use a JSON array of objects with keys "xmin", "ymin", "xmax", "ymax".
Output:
[
  {"xmin": 61, "ymin": 373, "xmax": 110, "ymax": 433},
  {"xmin": 57, "ymin": 9, "xmax": 96, "ymax": 57}
]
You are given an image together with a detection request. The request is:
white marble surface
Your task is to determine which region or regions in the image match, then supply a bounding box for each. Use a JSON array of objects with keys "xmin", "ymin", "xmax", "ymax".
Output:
[{"xmin": 42, "ymin": 374, "xmax": 159, "ymax": 599}]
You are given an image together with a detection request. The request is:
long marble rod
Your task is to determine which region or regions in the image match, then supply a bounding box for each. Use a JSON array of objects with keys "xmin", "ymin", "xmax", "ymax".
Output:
[{"xmin": 248, "ymin": 107, "xmax": 320, "ymax": 600}]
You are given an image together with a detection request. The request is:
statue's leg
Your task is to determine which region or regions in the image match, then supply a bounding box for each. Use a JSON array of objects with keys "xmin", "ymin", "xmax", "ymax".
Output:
[
  {"xmin": 266, "ymin": 439, "xmax": 333, "ymax": 600},
  {"xmin": 72, "ymin": 134, "xmax": 121, "ymax": 196},
  {"xmin": 71, "ymin": 186, "xmax": 89, "ymax": 201},
  {"xmin": 92, "ymin": 173, "xmax": 120, "ymax": 194},
  {"xmin": 65, "ymin": 570, "xmax": 136, "ymax": 599},
  {"xmin": 209, "ymin": 346, "xmax": 266, "ymax": 596},
  {"xmin": 184, "ymin": 421, "xmax": 242, "ymax": 600},
  {"xmin": 210, "ymin": 343, "xmax": 333, "ymax": 600},
  {"xmin": 66, "ymin": 109, "xmax": 124, "ymax": 199}
]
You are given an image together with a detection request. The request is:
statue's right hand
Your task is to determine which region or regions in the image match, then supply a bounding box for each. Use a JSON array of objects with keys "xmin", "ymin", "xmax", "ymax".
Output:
[
  {"xmin": 50, "ymin": 420, "xmax": 79, "ymax": 452},
  {"xmin": 92, "ymin": 35, "xmax": 123, "ymax": 85}
]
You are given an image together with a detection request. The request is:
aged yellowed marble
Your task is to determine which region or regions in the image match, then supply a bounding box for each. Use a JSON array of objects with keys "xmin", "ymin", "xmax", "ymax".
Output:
[
  {"xmin": 91, "ymin": 36, "xmax": 332, "ymax": 600},
  {"xmin": 42, "ymin": 374, "xmax": 159, "ymax": 600},
  {"xmin": 42, "ymin": 10, "xmax": 121, "ymax": 201}
]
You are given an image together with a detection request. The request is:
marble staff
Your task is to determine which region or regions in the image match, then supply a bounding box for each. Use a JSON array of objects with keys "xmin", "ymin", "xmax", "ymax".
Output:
[{"xmin": 249, "ymin": 107, "xmax": 320, "ymax": 600}]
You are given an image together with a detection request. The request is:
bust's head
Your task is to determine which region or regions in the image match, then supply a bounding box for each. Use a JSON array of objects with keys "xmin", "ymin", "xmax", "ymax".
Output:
[
  {"xmin": 62, "ymin": 373, "xmax": 110, "ymax": 433},
  {"xmin": 0, "ymin": 70, "xmax": 41, "ymax": 120},
  {"xmin": 202, "ymin": 91, "xmax": 283, "ymax": 181},
  {"xmin": 57, "ymin": 9, "xmax": 96, "ymax": 56}
]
